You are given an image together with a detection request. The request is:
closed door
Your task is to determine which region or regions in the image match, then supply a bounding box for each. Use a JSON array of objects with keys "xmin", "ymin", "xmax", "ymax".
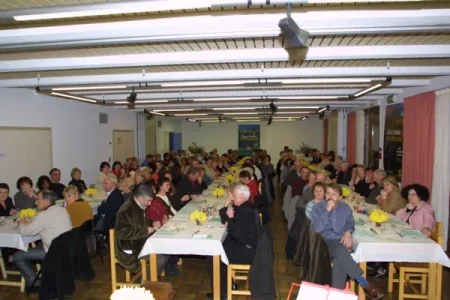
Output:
[
  {"xmin": 0, "ymin": 127, "xmax": 52, "ymax": 195},
  {"xmin": 113, "ymin": 130, "xmax": 135, "ymax": 163}
]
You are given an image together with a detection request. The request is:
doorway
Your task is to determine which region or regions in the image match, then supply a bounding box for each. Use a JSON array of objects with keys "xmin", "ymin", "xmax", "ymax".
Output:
[{"xmin": 112, "ymin": 130, "xmax": 135, "ymax": 163}]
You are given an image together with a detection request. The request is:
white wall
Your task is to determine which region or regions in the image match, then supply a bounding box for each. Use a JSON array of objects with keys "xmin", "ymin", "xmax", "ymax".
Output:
[
  {"xmin": 180, "ymin": 118, "xmax": 324, "ymax": 158},
  {"xmin": 154, "ymin": 116, "xmax": 182, "ymax": 154},
  {"xmin": 0, "ymin": 88, "xmax": 136, "ymax": 186}
]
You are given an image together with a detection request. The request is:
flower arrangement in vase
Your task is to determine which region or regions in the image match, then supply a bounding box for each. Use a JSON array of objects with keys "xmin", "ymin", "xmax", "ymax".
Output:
[
  {"xmin": 369, "ymin": 209, "xmax": 389, "ymax": 227},
  {"xmin": 85, "ymin": 188, "xmax": 98, "ymax": 198},
  {"xmin": 19, "ymin": 208, "xmax": 37, "ymax": 220}
]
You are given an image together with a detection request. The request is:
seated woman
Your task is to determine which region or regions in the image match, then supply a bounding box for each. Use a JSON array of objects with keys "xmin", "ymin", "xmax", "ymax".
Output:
[
  {"xmin": 119, "ymin": 178, "xmax": 134, "ymax": 202},
  {"xmin": 311, "ymin": 183, "xmax": 383, "ymax": 300},
  {"xmin": 396, "ymin": 184, "xmax": 435, "ymax": 236},
  {"xmin": 305, "ymin": 182, "xmax": 326, "ymax": 220},
  {"xmin": 0, "ymin": 183, "xmax": 16, "ymax": 217},
  {"xmin": 145, "ymin": 181, "xmax": 170, "ymax": 225},
  {"xmin": 96, "ymin": 162, "xmax": 111, "ymax": 193},
  {"xmin": 238, "ymin": 170, "xmax": 259, "ymax": 205},
  {"xmin": 14, "ymin": 177, "xmax": 36, "ymax": 209},
  {"xmin": 64, "ymin": 185, "xmax": 94, "ymax": 228},
  {"xmin": 154, "ymin": 177, "xmax": 177, "ymax": 218},
  {"xmin": 111, "ymin": 161, "xmax": 125, "ymax": 182},
  {"xmin": 36, "ymin": 175, "xmax": 52, "ymax": 193},
  {"xmin": 68, "ymin": 167, "xmax": 87, "ymax": 194},
  {"xmin": 377, "ymin": 176, "xmax": 406, "ymax": 214}
]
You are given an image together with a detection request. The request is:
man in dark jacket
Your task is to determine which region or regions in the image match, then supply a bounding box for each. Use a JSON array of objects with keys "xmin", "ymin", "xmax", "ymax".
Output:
[
  {"xmin": 173, "ymin": 167, "xmax": 204, "ymax": 211},
  {"xmin": 96, "ymin": 175, "xmax": 124, "ymax": 232},
  {"xmin": 206, "ymin": 184, "xmax": 261, "ymax": 300}
]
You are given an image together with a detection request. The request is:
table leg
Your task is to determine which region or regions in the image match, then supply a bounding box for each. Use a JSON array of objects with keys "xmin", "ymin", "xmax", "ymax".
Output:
[
  {"xmin": 213, "ymin": 255, "xmax": 220, "ymax": 300},
  {"xmin": 358, "ymin": 262, "xmax": 367, "ymax": 300},
  {"xmin": 0, "ymin": 253, "xmax": 7, "ymax": 280},
  {"xmin": 427, "ymin": 263, "xmax": 437, "ymax": 300},
  {"xmin": 149, "ymin": 254, "xmax": 158, "ymax": 282}
]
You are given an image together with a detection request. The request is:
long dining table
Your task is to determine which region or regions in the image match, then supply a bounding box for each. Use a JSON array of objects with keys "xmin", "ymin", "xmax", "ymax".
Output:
[
  {"xmin": 348, "ymin": 201, "xmax": 450, "ymax": 300},
  {"xmin": 139, "ymin": 177, "xmax": 230, "ymax": 300}
]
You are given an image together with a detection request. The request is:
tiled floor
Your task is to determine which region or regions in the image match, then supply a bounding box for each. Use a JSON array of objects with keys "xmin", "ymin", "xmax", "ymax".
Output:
[{"xmin": 1, "ymin": 197, "xmax": 449, "ymax": 300}]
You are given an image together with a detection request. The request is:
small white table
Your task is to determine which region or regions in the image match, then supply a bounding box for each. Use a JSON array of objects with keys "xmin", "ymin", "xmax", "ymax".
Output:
[
  {"xmin": 139, "ymin": 184, "xmax": 229, "ymax": 300},
  {"xmin": 0, "ymin": 218, "xmax": 40, "ymax": 291}
]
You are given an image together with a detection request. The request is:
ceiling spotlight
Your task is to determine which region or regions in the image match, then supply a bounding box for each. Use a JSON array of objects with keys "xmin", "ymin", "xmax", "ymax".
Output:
[
  {"xmin": 127, "ymin": 88, "xmax": 137, "ymax": 103},
  {"xmin": 278, "ymin": 4, "xmax": 310, "ymax": 48},
  {"xmin": 269, "ymin": 102, "xmax": 278, "ymax": 113},
  {"xmin": 198, "ymin": 122, "xmax": 202, "ymax": 127},
  {"xmin": 219, "ymin": 115, "xmax": 223, "ymax": 123},
  {"xmin": 319, "ymin": 112, "xmax": 325, "ymax": 120},
  {"xmin": 317, "ymin": 105, "xmax": 330, "ymax": 113},
  {"xmin": 267, "ymin": 115, "xmax": 273, "ymax": 126}
]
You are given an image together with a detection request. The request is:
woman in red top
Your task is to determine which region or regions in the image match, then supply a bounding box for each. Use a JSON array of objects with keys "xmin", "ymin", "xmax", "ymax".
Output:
[
  {"xmin": 238, "ymin": 170, "xmax": 259, "ymax": 205},
  {"xmin": 145, "ymin": 179, "xmax": 170, "ymax": 225}
]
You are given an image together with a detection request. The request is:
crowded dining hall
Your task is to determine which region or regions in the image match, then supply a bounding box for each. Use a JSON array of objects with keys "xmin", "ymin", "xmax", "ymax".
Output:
[{"xmin": 0, "ymin": 1, "xmax": 450, "ymax": 300}]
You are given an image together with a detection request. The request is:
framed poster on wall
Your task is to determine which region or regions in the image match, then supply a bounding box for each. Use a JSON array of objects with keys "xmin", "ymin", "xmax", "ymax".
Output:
[
  {"xmin": 238, "ymin": 124, "xmax": 260, "ymax": 156},
  {"xmin": 384, "ymin": 103, "xmax": 404, "ymax": 180}
]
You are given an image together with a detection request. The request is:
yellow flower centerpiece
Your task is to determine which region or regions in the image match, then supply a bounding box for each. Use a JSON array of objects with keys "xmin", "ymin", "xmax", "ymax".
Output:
[
  {"xmin": 226, "ymin": 174, "xmax": 236, "ymax": 183},
  {"xmin": 212, "ymin": 187, "xmax": 225, "ymax": 198},
  {"xmin": 369, "ymin": 209, "xmax": 389, "ymax": 227},
  {"xmin": 229, "ymin": 166, "xmax": 240, "ymax": 175},
  {"xmin": 19, "ymin": 208, "xmax": 37, "ymax": 220},
  {"xmin": 189, "ymin": 209, "xmax": 208, "ymax": 223},
  {"xmin": 85, "ymin": 188, "xmax": 98, "ymax": 198},
  {"xmin": 341, "ymin": 186, "xmax": 351, "ymax": 197}
]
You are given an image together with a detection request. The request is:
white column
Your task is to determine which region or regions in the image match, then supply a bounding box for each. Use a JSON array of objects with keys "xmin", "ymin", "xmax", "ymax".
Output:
[
  {"xmin": 378, "ymin": 98, "xmax": 387, "ymax": 169},
  {"xmin": 356, "ymin": 110, "xmax": 365, "ymax": 164},
  {"xmin": 136, "ymin": 112, "xmax": 146, "ymax": 162},
  {"xmin": 337, "ymin": 109, "xmax": 348, "ymax": 160}
]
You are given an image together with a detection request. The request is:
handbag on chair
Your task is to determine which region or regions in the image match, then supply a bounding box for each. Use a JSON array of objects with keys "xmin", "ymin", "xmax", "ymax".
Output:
[{"xmin": 142, "ymin": 281, "xmax": 175, "ymax": 300}]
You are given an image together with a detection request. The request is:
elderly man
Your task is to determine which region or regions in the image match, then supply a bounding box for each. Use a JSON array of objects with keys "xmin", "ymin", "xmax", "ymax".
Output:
[
  {"xmin": 96, "ymin": 175, "xmax": 124, "ymax": 232},
  {"xmin": 311, "ymin": 184, "xmax": 383, "ymax": 300},
  {"xmin": 173, "ymin": 167, "xmax": 204, "ymax": 211},
  {"xmin": 115, "ymin": 183, "xmax": 167, "ymax": 276},
  {"xmin": 14, "ymin": 190, "xmax": 72, "ymax": 290},
  {"xmin": 367, "ymin": 169, "xmax": 387, "ymax": 205},
  {"xmin": 206, "ymin": 184, "xmax": 261, "ymax": 300},
  {"xmin": 336, "ymin": 161, "xmax": 352, "ymax": 186}
]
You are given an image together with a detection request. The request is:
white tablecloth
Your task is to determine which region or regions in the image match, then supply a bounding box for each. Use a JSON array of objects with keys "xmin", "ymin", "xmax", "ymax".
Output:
[
  {"xmin": 351, "ymin": 211, "xmax": 450, "ymax": 268},
  {"xmin": 139, "ymin": 183, "xmax": 230, "ymax": 264},
  {"xmin": 0, "ymin": 219, "xmax": 40, "ymax": 251}
]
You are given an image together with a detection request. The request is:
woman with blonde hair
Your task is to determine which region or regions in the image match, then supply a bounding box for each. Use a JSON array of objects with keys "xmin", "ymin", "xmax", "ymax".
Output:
[
  {"xmin": 64, "ymin": 185, "xmax": 93, "ymax": 228},
  {"xmin": 377, "ymin": 176, "xmax": 406, "ymax": 214},
  {"xmin": 120, "ymin": 177, "xmax": 134, "ymax": 202},
  {"xmin": 68, "ymin": 167, "xmax": 87, "ymax": 194}
]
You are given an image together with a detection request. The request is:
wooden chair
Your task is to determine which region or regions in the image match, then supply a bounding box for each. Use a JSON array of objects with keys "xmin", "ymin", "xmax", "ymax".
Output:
[
  {"xmin": 388, "ymin": 222, "xmax": 443, "ymax": 300},
  {"xmin": 109, "ymin": 229, "xmax": 148, "ymax": 292},
  {"xmin": 227, "ymin": 264, "xmax": 251, "ymax": 299}
]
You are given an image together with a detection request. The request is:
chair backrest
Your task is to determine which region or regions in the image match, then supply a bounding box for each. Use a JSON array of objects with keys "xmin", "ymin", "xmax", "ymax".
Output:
[{"xmin": 430, "ymin": 222, "xmax": 444, "ymax": 247}]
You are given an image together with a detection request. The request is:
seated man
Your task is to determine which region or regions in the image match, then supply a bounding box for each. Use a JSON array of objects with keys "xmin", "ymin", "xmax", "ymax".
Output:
[
  {"xmin": 115, "ymin": 183, "xmax": 167, "ymax": 275},
  {"xmin": 173, "ymin": 167, "xmax": 203, "ymax": 211},
  {"xmin": 206, "ymin": 185, "xmax": 261, "ymax": 300},
  {"xmin": 15, "ymin": 190, "xmax": 72, "ymax": 290},
  {"xmin": 96, "ymin": 175, "xmax": 124, "ymax": 232},
  {"xmin": 311, "ymin": 183, "xmax": 383, "ymax": 300}
]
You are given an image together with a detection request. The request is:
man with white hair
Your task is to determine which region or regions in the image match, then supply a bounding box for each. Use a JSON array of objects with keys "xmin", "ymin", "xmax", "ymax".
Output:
[
  {"xmin": 206, "ymin": 184, "xmax": 261, "ymax": 300},
  {"xmin": 96, "ymin": 174, "xmax": 125, "ymax": 232}
]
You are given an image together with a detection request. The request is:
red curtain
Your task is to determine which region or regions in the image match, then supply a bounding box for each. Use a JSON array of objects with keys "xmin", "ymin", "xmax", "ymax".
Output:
[
  {"xmin": 401, "ymin": 91, "xmax": 436, "ymax": 192},
  {"xmin": 323, "ymin": 119, "xmax": 328, "ymax": 153},
  {"xmin": 347, "ymin": 112, "xmax": 356, "ymax": 165}
]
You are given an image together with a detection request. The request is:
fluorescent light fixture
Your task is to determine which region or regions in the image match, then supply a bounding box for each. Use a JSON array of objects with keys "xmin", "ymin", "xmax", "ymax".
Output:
[
  {"xmin": 51, "ymin": 85, "xmax": 126, "ymax": 91},
  {"xmin": 192, "ymin": 117, "xmax": 220, "ymax": 120},
  {"xmin": 277, "ymin": 96, "xmax": 340, "ymax": 100},
  {"xmin": 233, "ymin": 117, "xmax": 261, "ymax": 120},
  {"xmin": 154, "ymin": 109, "xmax": 194, "ymax": 112},
  {"xmin": 186, "ymin": 118, "xmax": 197, "ymax": 122},
  {"xmin": 276, "ymin": 111, "xmax": 311, "ymax": 114},
  {"xmin": 201, "ymin": 120, "xmax": 221, "ymax": 123},
  {"xmin": 223, "ymin": 112, "xmax": 258, "ymax": 115},
  {"xmin": 300, "ymin": 116, "xmax": 308, "ymax": 121},
  {"xmin": 278, "ymin": 106, "xmax": 320, "ymax": 109},
  {"xmin": 212, "ymin": 107, "xmax": 256, "ymax": 111},
  {"xmin": 174, "ymin": 113, "xmax": 208, "ymax": 117},
  {"xmin": 150, "ymin": 111, "xmax": 165, "ymax": 116},
  {"xmin": 279, "ymin": 78, "xmax": 373, "ymax": 84},
  {"xmin": 354, "ymin": 83, "xmax": 383, "ymax": 97},
  {"xmin": 50, "ymin": 92, "xmax": 97, "ymax": 103},
  {"xmin": 193, "ymin": 97, "xmax": 252, "ymax": 102},
  {"xmin": 114, "ymin": 100, "xmax": 169, "ymax": 104},
  {"xmin": 162, "ymin": 80, "xmax": 256, "ymax": 87},
  {"xmin": 14, "ymin": 1, "xmax": 212, "ymax": 21},
  {"xmin": 236, "ymin": 120, "xmax": 261, "ymax": 122},
  {"xmin": 317, "ymin": 105, "xmax": 330, "ymax": 113},
  {"xmin": 273, "ymin": 117, "xmax": 300, "ymax": 119}
]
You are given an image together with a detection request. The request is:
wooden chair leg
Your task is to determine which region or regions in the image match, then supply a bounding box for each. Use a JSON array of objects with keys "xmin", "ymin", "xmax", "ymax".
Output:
[
  {"xmin": 227, "ymin": 265, "xmax": 233, "ymax": 299},
  {"xmin": 0, "ymin": 254, "xmax": 7, "ymax": 280},
  {"xmin": 125, "ymin": 270, "xmax": 131, "ymax": 282},
  {"xmin": 420, "ymin": 274, "xmax": 427, "ymax": 295},
  {"xmin": 388, "ymin": 263, "xmax": 395, "ymax": 293},
  {"xmin": 140, "ymin": 260, "xmax": 147, "ymax": 282},
  {"xmin": 437, "ymin": 265, "xmax": 443, "ymax": 300},
  {"xmin": 177, "ymin": 258, "xmax": 182, "ymax": 266},
  {"xmin": 399, "ymin": 268, "xmax": 406, "ymax": 300}
]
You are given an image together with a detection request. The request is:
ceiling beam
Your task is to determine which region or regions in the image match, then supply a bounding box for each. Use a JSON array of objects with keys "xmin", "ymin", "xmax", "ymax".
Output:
[
  {"xmin": 1, "ymin": 9, "xmax": 449, "ymax": 50},
  {"xmin": 0, "ymin": 67, "xmax": 445, "ymax": 88},
  {"xmin": 2, "ymin": 46, "xmax": 450, "ymax": 73}
]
